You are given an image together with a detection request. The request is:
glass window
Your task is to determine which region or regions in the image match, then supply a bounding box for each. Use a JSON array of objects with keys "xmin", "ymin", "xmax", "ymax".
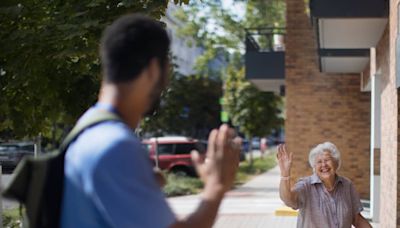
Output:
[
  {"xmin": 21, "ymin": 145, "xmax": 34, "ymax": 151},
  {"xmin": 156, "ymin": 144, "xmax": 174, "ymax": 155},
  {"xmin": 174, "ymin": 143, "xmax": 196, "ymax": 155},
  {"xmin": 0, "ymin": 145, "xmax": 17, "ymax": 152}
]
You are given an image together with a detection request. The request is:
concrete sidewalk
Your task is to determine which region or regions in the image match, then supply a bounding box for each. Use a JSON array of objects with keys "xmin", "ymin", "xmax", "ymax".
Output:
[{"xmin": 168, "ymin": 166, "xmax": 297, "ymax": 227}]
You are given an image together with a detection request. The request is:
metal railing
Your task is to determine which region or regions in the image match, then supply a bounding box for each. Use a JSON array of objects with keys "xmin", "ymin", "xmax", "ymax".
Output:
[{"xmin": 245, "ymin": 27, "xmax": 286, "ymax": 52}]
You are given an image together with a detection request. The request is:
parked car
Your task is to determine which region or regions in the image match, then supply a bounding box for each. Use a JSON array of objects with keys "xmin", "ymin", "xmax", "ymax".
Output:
[
  {"xmin": 251, "ymin": 137, "xmax": 260, "ymax": 150},
  {"xmin": 142, "ymin": 136, "xmax": 206, "ymax": 176},
  {"xmin": 0, "ymin": 142, "xmax": 35, "ymax": 172}
]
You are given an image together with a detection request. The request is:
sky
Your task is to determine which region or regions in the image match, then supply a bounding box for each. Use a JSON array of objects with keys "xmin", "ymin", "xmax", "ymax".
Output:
[
  {"xmin": 221, "ymin": 0, "xmax": 246, "ymax": 19},
  {"xmin": 192, "ymin": 0, "xmax": 245, "ymax": 37}
]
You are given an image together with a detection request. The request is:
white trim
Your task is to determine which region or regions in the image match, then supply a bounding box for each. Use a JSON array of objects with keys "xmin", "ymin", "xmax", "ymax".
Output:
[{"xmin": 369, "ymin": 70, "xmax": 381, "ymax": 222}]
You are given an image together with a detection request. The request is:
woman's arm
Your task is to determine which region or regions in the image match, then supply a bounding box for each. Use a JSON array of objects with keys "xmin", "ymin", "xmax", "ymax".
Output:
[
  {"xmin": 279, "ymin": 175, "xmax": 298, "ymax": 208},
  {"xmin": 277, "ymin": 144, "xmax": 299, "ymax": 208},
  {"xmin": 353, "ymin": 213, "xmax": 372, "ymax": 228}
]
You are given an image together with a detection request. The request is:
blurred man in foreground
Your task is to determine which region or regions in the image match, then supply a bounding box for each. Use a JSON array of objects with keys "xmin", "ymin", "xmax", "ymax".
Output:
[{"xmin": 60, "ymin": 14, "xmax": 241, "ymax": 228}]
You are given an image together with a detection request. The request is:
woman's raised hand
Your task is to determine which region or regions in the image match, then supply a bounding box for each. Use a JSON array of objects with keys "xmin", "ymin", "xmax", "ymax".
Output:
[{"xmin": 277, "ymin": 144, "xmax": 293, "ymax": 177}]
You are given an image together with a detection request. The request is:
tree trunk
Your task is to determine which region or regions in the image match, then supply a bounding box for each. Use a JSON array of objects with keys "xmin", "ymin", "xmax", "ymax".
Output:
[{"xmin": 248, "ymin": 135, "xmax": 253, "ymax": 166}]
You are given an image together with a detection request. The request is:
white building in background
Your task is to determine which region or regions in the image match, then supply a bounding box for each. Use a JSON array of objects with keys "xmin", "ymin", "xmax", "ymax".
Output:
[
  {"xmin": 162, "ymin": 3, "xmax": 203, "ymax": 76},
  {"xmin": 162, "ymin": 3, "xmax": 227, "ymax": 77}
]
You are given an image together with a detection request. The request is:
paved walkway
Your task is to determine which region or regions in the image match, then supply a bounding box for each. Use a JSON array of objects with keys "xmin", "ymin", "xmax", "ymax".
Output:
[{"xmin": 168, "ymin": 166, "xmax": 297, "ymax": 227}]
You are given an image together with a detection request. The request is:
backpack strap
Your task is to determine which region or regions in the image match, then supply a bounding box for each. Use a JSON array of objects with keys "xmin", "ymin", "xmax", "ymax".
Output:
[{"xmin": 60, "ymin": 110, "xmax": 122, "ymax": 152}]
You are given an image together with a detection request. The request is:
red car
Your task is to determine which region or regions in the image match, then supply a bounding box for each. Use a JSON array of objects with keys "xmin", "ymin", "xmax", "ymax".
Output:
[{"xmin": 142, "ymin": 137, "xmax": 206, "ymax": 176}]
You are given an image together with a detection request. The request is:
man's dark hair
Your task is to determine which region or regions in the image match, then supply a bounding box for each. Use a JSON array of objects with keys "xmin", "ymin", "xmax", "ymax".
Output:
[{"xmin": 100, "ymin": 14, "xmax": 170, "ymax": 83}]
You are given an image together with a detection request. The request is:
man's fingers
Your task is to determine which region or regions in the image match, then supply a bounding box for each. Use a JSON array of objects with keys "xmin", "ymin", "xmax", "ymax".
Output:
[
  {"xmin": 207, "ymin": 129, "xmax": 218, "ymax": 159},
  {"xmin": 232, "ymin": 136, "xmax": 242, "ymax": 149},
  {"xmin": 227, "ymin": 128, "xmax": 236, "ymax": 141},
  {"xmin": 231, "ymin": 137, "xmax": 241, "ymax": 157},
  {"xmin": 191, "ymin": 150, "xmax": 203, "ymax": 166},
  {"xmin": 216, "ymin": 124, "xmax": 229, "ymax": 159},
  {"xmin": 191, "ymin": 150, "xmax": 205, "ymax": 179}
]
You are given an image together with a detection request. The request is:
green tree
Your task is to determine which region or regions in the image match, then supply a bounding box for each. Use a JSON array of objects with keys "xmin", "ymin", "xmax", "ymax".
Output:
[
  {"xmin": 224, "ymin": 55, "xmax": 283, "ymax": 162},
  {"xmin": 0, "ymin": 0, "xmax": 188, "ymax": 143},
  {"xmin": 140, "ymin": 73, "xmax": 222, "ymax": 139}
]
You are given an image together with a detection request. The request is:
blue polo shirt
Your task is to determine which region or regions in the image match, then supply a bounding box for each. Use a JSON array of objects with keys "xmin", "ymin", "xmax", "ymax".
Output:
[{"xmin": 61, "ymin": 105, "xmax": 175, "ymax": 228}]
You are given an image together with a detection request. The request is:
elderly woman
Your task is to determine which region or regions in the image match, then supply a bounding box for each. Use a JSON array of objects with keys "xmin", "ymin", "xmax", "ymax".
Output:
[{"xmin": 277, "ymin": 142, "xmax": 371, "ymax": 228}]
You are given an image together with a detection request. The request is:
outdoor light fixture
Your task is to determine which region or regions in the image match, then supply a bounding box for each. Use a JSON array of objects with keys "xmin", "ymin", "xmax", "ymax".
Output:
[
  {"xmin": 310, "ymin": 0, "xmax": 388, "ymax": 73},
  {"xmin": 245, "ymin": 27, "xmax": 285, "ymax": 95}
]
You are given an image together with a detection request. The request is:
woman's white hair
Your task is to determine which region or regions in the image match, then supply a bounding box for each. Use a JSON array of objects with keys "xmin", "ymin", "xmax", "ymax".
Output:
[{"xmin": 308, "ymin": 142, "xmax": 341, "ymax": 170}]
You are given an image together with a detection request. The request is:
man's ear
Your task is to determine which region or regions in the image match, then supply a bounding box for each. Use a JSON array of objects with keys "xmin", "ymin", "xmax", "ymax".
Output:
[{"xmin": 148, "ymin": 58, "xmax": 161, "ymax": 83}]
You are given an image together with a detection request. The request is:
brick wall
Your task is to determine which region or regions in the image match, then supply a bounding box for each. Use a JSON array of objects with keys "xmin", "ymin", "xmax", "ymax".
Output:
[
  {"xmin": 285, "ymin": 0, "xmax": 371, "ymax": 199},
  {"xmin": 375, "ymin": 0, "xmax": 399, "ymax": 226}
]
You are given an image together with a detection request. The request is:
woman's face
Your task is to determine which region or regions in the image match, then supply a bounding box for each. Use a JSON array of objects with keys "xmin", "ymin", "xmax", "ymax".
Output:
[{"xmin": 314, "ymin": 151, "xmax": 338, "ymax": 181}]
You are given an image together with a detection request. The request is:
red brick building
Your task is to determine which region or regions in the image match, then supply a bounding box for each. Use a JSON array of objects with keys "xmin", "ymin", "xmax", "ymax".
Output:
[{"xmin": 246, "ymin": 0, "xmax": 400, "ymax": 225}]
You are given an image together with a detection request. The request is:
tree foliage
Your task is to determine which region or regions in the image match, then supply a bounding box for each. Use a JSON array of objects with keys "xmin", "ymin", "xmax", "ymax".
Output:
[
  {"xmin": 140, "ymin": 73, "xmax": 222, "ymax": 139},
  {"xmin": 224, "ymin": 54, "xmax": 283, "ymax": 139},
  {"xmin": 0, "ymin": 0, "xmax": 188, "ymax": 140},
  {"xmin": 175, "ymin": 0, "xmax": 285, "ymax": 138}
]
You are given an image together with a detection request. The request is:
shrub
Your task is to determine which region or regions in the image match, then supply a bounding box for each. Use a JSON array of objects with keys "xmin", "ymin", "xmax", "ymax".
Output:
[{"xmin": 163, "ymin": 173, "xmax": 203, "ymax": 197}]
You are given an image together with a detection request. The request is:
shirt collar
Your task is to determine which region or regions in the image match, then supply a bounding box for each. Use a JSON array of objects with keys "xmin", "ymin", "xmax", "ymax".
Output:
[{"xmin": 310, "ymin": 173, "xmax": 343, "ymax": 185}]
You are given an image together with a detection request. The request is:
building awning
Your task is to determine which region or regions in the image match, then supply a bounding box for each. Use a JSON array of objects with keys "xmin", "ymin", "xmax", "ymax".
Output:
[{"xmin": 310, "ymin": 0, "xmax": 388, "ymax": 73}]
